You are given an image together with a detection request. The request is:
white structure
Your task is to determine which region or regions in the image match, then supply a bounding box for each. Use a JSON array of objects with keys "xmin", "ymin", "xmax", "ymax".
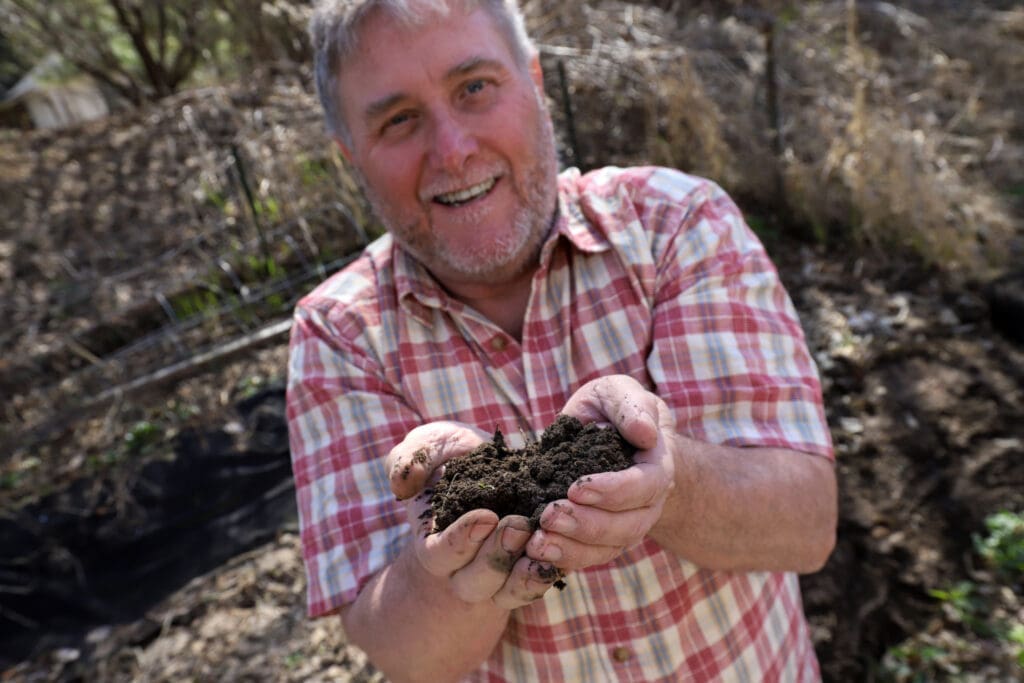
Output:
[{"xmin": 0, "ymin": 54, "xmax": 108, "ymax": 129}]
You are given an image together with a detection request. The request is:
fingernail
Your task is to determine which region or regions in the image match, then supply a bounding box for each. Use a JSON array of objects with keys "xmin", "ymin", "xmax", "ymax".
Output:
[
  {"xmin": 501, "ymin": 526, "xmax": 530, "ymax": 552},
  {"xmin": 544, "ymin": 507, "xmax": 577, "ymax": 534},
  {"xmin": 572, "ymin": 485, "xmax": 601, "ymax": 505},
  {"xmin": 470, "ymin": 521, "xmax": 496, "ymax": 542},
  {"xmin": 537, "ymin": 541, "xmax": 562, "ymax": 562}
]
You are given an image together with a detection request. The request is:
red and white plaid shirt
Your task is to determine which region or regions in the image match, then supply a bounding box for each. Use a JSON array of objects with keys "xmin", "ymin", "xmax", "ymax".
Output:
[{"xmin": 287, "ymin": 166, "xmax": 833, "ymax": 681}]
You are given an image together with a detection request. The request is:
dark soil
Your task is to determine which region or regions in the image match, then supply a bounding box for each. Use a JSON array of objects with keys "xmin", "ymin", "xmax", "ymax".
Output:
[{"xmin": 429, "ymin": 415, "xmax": 636, "ymax": 533}]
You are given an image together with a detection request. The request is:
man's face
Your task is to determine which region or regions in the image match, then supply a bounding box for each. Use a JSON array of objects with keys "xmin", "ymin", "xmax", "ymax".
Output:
[{"xmin": 335, "ymin": 4, "xmax": 559, "ymax": 290}]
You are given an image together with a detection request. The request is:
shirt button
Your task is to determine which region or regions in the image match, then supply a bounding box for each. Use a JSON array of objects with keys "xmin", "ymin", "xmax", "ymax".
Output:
[
  {"xmin": 490, "ymin": 336, "xmax": 507, "ymax": 352},
  {"xmin": 612, "ymin": 646, "xmax": 632, "ymax": 663}
]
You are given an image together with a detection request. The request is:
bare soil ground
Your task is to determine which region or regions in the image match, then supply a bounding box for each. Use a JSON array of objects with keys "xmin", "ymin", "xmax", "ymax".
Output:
[{"xmin": 2, "ymin": 1, "xmax": 1023, "ymax": 681}]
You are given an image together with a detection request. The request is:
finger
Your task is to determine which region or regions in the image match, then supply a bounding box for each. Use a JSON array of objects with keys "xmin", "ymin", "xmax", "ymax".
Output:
[
  {"xmin": 415, "ymin": 508, "xmax": 498, "ymax": 578},
  {"xmin": 538, "ymin": 500, "xmax": 660, "ymax": 549},
  {"xmin": 567, "ymin": 458, "xmax": 674, "ymax": 513},
  {"xmin": 386, "ymin": 422, "xmax": 489, "ymax": 500},
  {"xmin": 562, "ymin": 376, "xmax": 660, "ymax": 450},
  {"xmin": 525, "ymin": 527, "xmax": 625, "ymax": 572},
  {"xmin": 449, "ymin": 515, "xmax": 533, "ymax": 603},
  {"xmin": 491, "ymin": 556, "xmax": 564, "ymax": 610}
]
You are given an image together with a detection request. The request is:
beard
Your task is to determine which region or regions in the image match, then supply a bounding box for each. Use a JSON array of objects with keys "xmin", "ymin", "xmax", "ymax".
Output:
[{"xmin": 355, "ymin": 100, "xmax": 560, "ymax": 286}]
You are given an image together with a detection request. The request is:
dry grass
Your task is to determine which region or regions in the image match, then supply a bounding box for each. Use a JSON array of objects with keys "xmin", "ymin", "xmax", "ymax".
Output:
[{"xmin": 529, "ymin": 0, "xmax": 1023, "ymax": 278}]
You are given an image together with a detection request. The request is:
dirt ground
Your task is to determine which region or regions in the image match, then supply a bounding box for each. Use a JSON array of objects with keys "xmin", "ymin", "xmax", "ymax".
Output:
[{"xmin": 2, "ymin": 1, "xmax": 1023, "ymax": 681}]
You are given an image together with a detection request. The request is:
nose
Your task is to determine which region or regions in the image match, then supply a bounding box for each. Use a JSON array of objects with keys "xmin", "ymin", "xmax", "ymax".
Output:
[{"xmin": 430, "ymin": 111, "xmax": 477, "ymax": 174}]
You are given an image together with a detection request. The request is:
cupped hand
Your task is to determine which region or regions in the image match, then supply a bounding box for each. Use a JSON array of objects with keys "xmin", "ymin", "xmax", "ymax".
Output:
[
  {"xmin": 526, "ymin": 375, "xmax": 678, "ymax": 572},
  {"xmin": 385, "ymin": 422, "xmax": 562, "ymax": 608}
]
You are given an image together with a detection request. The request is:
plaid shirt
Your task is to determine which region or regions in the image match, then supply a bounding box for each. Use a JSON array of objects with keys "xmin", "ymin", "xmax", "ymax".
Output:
[{"xmin": 287, "ymin": 166, "xmax": 833, "ymax": 681}]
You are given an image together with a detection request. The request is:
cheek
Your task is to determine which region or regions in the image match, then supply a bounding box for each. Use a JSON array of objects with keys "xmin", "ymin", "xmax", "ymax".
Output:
[{"xmin": 362, "ymin": 149, "xmax": 422, "ymax": 203}]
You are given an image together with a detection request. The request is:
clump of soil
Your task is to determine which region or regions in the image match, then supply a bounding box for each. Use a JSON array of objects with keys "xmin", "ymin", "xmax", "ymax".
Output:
[{"xmin": 429, "ymin": 415, "xmax": 636, "ymax": 533}]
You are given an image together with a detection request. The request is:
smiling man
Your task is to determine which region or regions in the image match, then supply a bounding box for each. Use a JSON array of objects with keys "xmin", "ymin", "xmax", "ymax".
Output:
[{"xmin": 287, "ymin": 1, "xmax": 838, "ymax": 681}]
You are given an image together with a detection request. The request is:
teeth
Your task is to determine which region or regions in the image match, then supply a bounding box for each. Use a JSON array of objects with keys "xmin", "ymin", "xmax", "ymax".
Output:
[{"xmin": 435, "ymin": 178, "xmax": 496, "ymax": 206}]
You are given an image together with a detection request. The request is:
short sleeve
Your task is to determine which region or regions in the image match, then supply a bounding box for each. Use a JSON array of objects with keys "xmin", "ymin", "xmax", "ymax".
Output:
[
  {"xmin": 286, "ymin": 301, "xmax": 421, "ymax": 617},
  {"xmin": 644, "ymin": 173, "xmax": 833, "ymax": 459}
]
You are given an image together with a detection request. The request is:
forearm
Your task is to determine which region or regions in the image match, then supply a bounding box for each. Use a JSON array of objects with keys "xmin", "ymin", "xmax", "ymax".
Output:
[
  {"xmin": 341, "ymin": 543, "xmax": 511, "ymax": 683},
  {"xmin": 651, "ymin": 436, "xmax": 837, "ymax": 574}
]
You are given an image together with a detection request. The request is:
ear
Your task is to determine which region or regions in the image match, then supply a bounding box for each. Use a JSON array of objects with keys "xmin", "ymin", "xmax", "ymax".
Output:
[
  {"xmin": 333, "ymin": 136, "xmax": 353, "ymax": 162},
  {"xmin": 529, "ymin": 53, "xmax": 544, "ymax": 94}
]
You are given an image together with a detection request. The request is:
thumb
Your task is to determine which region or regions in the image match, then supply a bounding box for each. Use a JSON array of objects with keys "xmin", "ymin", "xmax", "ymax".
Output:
[{"xmin": 562, "ymin": 375, "xmax": 659, "ymax": 450}]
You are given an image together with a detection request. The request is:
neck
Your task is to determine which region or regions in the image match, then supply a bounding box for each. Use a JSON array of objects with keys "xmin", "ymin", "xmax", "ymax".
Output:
[{"xmin": 443, "ymin": 267, "xmax": 535, "ymax": 341}]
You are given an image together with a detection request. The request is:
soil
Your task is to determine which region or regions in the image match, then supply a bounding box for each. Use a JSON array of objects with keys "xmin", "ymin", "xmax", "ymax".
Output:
[{"xmin": 429, "ymin": 415, "xmax": 636, "ymax": 533}]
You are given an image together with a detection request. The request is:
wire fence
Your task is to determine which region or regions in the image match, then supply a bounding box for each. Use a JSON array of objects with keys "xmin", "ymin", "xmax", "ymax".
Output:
[{"xmin": 0, "ymin": 77, "xmax": 379, "ymax": 455}]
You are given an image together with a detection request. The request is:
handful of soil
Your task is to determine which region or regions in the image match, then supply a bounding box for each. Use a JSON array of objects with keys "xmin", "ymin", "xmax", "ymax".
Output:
[{"xmin": 429, "ymin": 414, "xmax": 636, "ymax": 533}]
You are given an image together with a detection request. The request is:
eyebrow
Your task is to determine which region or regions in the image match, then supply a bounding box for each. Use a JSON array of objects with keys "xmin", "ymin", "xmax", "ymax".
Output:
[{"xmin": 362, "ymin": 56, "xmax": 508, "ymax": 123}]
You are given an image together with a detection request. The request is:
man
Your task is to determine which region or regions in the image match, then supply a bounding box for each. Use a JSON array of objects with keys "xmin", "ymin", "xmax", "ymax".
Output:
[{"xmin": 287, "ymin": 0, "xmax": 838, "ymax": 681}]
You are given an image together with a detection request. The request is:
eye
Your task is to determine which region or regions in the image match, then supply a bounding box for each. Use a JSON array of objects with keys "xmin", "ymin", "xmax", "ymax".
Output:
[
  {"xmin": 381, "ymin": 110, "xmax": 416, "ymax": 136},
  {"xmin": 464, "ymin": 79, "xmax": 488, "ymax": 96}
]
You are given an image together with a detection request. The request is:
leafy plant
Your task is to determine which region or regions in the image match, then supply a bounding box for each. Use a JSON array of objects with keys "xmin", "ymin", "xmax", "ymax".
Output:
[
  {"xmin": 881, "ymin": 641, "xmax": 956, "ymax": 683},
  {"xmin": 974, "ymin": 510, "xmax": 1024, "ymax": 579},
  {"xmin": 881, "ymin": 511, "xmax": 1024, "ymax": 679},
  {"xmin": 123, "ymin": 420, "xmax": 162, "ymax": 454},
  {"xmin": 928, "ymin": 581, "xmax": 981, "ymax": 629},
  {"xmin": 1011, "ymin": 623, "xmax": 1024, "ymax": 668}
]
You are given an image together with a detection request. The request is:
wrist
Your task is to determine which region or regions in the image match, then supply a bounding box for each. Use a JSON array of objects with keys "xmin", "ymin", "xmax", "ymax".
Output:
[{"xmin": 650, "ymin": 432, "xmax": 697, "ymax": 547}]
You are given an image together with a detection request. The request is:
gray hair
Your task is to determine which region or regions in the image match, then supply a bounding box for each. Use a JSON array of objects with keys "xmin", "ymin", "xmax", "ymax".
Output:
[{"xmin": 310, "ymin": 0, "xmax": 536, "ymax": 145}]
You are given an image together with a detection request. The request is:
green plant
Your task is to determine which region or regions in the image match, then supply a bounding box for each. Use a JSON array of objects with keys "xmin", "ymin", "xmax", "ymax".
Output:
[
  {"xmin": 0, "ymin": 471, "xmax": 23, "ymax": 490},
  {"xmin": 928, "ymin": 581, "xmax": 979, "ymax": 622},
  {"xmin": 253, "ymin": 196, "xmax": 281, "ymax": 222},
  {"xmin": 283, "ymin": 650, "xmax": 305, "ymax": 669},
  {"xmin": 881, "ymin": 641, "xmax": 956, "ymax": 683},
  {"xmin": 172, "ymin": 288, "xmax": 220, "ymax": 319},
  {"xmin": 974, "ymin": 510, "xmax": 1024, "ymax": 579},
  {"xmin": 123, "ymin": 420, "xmax": 163, "ymax": 454},
  {"xmin": 0, "ymin": 457, "xmax": 40, "ymax": 491},
  {"xmin": 167, "ymin": 399, "xmax": 201, "ymax": 421},
  {"xmin": 235, "ymin": 373, "xmax": 266, "ymax": 399},
  {"xmin": 881, "ymin": 511, "xmax": 1024, "ymax": 678},
  {"xmin": 1010, "ymin": 623, "xmax": 1024, "ymax": 668},
  {"xmin": 298, "ymin": 156, "xmax": 334, "ymax": 188}
]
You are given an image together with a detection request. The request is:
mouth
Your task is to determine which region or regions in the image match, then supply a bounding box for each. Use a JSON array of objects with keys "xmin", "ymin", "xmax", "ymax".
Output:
[{"xmin": 432, "ymin": 176, "xmax": 499, "ymax": 207}]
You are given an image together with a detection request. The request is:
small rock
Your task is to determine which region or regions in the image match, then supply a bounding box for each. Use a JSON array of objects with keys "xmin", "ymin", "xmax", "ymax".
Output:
[{"xmin": 839, "ymin": 417, "xmax": 865, "ymax": 435}]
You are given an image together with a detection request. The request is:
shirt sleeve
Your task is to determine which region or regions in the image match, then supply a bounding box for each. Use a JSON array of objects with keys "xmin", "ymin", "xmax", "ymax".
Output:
[
  {"xmin": 642, "ymin": 170, "xmax": 833, "ymax": 459},
  {"xmin": 286, "ymin": 298, "xmax": 420, "ymax": 617}
]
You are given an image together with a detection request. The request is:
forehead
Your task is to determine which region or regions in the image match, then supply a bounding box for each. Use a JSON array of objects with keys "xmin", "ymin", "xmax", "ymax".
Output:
[{"xmin": 337, "ymin": 6, "xmax": 519, "ymax": 112}]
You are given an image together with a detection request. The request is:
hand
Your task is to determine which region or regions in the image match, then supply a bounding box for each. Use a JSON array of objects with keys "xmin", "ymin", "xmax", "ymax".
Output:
[
  {"xmin": 526, "ymin": 376, "xmax": 677, "ymax": 572},
  {"xmin": 386, "ymin": 422, "xmax": 563, "ymax": 608}
]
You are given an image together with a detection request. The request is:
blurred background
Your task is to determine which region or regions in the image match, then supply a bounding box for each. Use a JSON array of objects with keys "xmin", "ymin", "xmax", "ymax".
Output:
[{"xmin": 1, "ymin": 1, "xmax": 1022, "ymax": 680}]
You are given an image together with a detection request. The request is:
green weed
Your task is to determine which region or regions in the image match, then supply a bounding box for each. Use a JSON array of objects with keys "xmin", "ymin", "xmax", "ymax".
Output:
[
  {"xmin": 882, "ymin": 511, "xmax": 1024, "ymax": 678},
  {"xmin": 124, "ymin": 420, "xmax": 163, "ymax": 454},
  {"xmin": 974, "ymin": 510, "xmax": 1024, "ymax": 579}
]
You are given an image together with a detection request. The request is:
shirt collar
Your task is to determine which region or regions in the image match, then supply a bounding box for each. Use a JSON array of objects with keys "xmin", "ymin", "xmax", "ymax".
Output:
[
  {"xmin": 547, "ymin": 166, "xmax": 611, "ymax": 261},
  {"xmin": 394, "ymin": 167, "xmax": 611, "ymax": 323}
]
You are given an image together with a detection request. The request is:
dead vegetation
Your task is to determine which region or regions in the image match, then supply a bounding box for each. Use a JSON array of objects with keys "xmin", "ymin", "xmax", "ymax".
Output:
[{"xmin": 530, "ymin": 0, "xmax": 1022, "ymax": 272}]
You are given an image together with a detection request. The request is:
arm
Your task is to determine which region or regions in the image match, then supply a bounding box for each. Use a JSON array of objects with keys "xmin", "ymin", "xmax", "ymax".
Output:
[
  {"xmin": 339, "ymin": 422, "xmax": 560, "ymax": 683},
  {"xmin": 288, "ymin": 311, "xmax": 555, "ymax": 683},
  {"xmin": 652, "ymin": 433, "xmax": 837, "ymax": 573},
  {"xmin": 525, "ymin": 377, "xmax": 836, "ymax": 575},
  {"xmin": 340, "ymin": 524, "xmax": 511, "ymax": 683}
]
